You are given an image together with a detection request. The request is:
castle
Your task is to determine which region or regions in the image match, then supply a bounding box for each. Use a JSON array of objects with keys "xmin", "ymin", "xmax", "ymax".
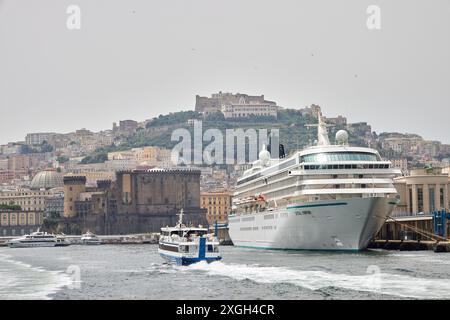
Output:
[{"xmin": 59, "ymin": 168, "xmax": 206, "ymax": 235}]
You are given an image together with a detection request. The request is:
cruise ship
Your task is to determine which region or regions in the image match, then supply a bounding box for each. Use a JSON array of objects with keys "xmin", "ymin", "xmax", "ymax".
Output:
[{"xmin": 228, "ymin": 111, "xmax": 401, "ymax": 251}]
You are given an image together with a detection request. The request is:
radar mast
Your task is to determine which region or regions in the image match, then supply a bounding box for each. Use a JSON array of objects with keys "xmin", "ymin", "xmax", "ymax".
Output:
[{"xmin": 305, "ymin": 110, "xmax": 332, "ymax": 146}]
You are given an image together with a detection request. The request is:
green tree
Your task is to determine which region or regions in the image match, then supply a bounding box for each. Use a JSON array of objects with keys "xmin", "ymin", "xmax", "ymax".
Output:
[
  {"xmin": 80, "ymin": 152, "xmax": 108, "ymax": 164},
  {"xmin": 57, "ymin": 156, "xmax": 70, "ymax": 163}
]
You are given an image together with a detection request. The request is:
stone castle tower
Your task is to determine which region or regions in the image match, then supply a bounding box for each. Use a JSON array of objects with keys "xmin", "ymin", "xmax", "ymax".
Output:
[{"xmin": 63, "ymin": 176, "xmax": 86, "ymax": 218}]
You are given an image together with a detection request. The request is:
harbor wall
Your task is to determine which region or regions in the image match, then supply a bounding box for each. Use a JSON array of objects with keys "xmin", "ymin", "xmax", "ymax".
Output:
[{"xmin": 58, "ymin": 209, "xmax": 207, "ymax": 235}]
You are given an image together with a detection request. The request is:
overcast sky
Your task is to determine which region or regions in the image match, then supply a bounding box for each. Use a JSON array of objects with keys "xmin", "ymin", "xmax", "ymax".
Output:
[{"xmin": 1, "ymin": 0, "xmax": 449, "ymax": 144}]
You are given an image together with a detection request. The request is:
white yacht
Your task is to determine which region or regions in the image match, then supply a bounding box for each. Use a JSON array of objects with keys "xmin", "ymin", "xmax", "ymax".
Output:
[
  {"xmin": 55, "ymin": 235, "xmax": 71, "ymax": 247},
  {"xmin": 228, "ymin": 111, "xmax": 401, "ymax": 251},
  {"xmin": 81, "ymin": 231, "xmax": 102, "ymax": 245},
  {"xmin": 7, "ymin": 230, "xmax": 59, "ymax": 248},
  {"xmin": 158, "ymin": 209, "xmax": 222, "ymax": 265}
]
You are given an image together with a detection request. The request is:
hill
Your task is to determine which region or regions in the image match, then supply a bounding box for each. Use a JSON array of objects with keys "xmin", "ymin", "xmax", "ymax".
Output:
[{"xmin": 85, "ymin": 109, "xmax": 370, "ymax": 164}]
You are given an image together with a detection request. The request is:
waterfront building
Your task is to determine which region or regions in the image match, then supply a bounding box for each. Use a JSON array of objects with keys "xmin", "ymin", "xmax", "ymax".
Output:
[
  {"xmin": 0, "ymin": 169, "xmax": 63, "ymax": 212},
  {"xmin": 201, "ymin": 190, "xmax": 232, "ymax": 225},
  {"xmin": 393, "ymin": 167, "xmax": 450, "ymax": 216},
  {"xmin": 0, "ymin": 189, "xmax": 51, "ymax": 212},
  {"xmin": 0, "ymin": 209, "xmax": 43, "ymax": 237}
]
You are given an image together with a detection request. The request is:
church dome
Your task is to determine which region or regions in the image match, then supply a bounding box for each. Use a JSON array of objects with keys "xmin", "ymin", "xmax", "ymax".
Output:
[{"xmin": 30, "ymin": 169, "xmax": 64, "ymax": 190}]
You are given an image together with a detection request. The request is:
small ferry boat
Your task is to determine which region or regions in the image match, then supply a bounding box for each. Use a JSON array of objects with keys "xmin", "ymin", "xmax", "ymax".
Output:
[
  {"xmin": 55, "ymin": 234, "xmax": 71, "ymax": 247},
  {"xmin": 7, "ymin": 230, "xmax": 59, "ymax": 248},
  {"xmin": 158, "ymin": 209, "xmax": 222, "ymax": 266},
  {"xmin": 81, "ymin": 231, "xmax": 102, "ymax": 245}
]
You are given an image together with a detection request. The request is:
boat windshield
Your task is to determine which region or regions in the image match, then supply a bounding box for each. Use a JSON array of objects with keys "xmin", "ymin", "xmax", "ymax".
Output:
[
  {"xmin": 169, "ymin": 230, "xmax": 207, "ymax": 237},
  {"xmin": 301, "ymin": 152, "xmax": 379, "ymax": 163},
  {"xmin": 185, "ymin": 230, "xmax": 207, "ymax": 237}
]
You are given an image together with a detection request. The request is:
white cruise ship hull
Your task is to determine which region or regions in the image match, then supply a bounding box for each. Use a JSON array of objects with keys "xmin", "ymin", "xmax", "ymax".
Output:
[{"xmin": 228, "ymin": 197, "xmax": 396, "ymax": 251}]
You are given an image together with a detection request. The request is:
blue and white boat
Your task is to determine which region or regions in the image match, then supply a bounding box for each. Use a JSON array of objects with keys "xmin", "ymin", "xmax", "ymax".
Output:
[{"xmin": 158, "ymin": 209, "xmax": 222, "ymax": 265}]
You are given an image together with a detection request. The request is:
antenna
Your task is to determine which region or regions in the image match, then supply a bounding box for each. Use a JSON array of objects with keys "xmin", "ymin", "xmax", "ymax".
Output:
[
  {"xmin": 305, "ymin": 110, "xmax": 333, "ymax": 146},
  {"xmin": 177, "ymin": 208, "xmax": 184, "ymax": 227}
]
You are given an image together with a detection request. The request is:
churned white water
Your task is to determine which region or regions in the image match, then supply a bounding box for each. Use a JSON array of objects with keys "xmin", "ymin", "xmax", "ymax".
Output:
[
  {"xmin": 188, "ymin": 261, "xmax": 450, "ymax": 299},
  {"xmin": 1, "ymin": 245, "xmax": 450, "ymax": 300},
  {"xmin": 0, "ymin": 253, "xmax": 73, "ymax": 300}
]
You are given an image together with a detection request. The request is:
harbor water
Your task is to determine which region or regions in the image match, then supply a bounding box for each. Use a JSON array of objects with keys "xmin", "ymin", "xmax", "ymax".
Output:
[{"xmin": 1, "ymin": 245, "xmax": 450, "ymax": 300}]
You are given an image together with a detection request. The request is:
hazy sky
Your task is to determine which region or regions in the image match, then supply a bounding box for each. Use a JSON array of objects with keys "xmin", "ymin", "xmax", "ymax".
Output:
[{"xmin": 1, "ymin": 0, "xmax": 449, "ymax": 144}]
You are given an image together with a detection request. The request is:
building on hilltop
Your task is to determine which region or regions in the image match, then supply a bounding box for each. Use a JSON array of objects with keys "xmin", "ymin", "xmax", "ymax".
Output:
[
  {"xmin": 113, "ymin": 120, "xmax": 139, "ymax": 135},
  {"xmin": 195, "ymin": 91, "xmax": 279, "ymax": 119},
  {"xmin": 299, "ymin": 104, "xmax": 322, "ymax": 118},
  {"xmin": 25, "ymin": 132, "xmax": 57, "ymax": 146},
  {"xmin": 324, "ymin": 115, "xmax": 347, "ymax": 126}
]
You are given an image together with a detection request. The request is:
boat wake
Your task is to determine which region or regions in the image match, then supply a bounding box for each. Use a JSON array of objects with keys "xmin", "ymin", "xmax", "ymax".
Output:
[
  {"xmin": 188, "ymin": 261, "xmax": 450, "ymax": 299},
  {"xmin": 0, "ymin": 253, "xmax": 73, "ymax": 300}
]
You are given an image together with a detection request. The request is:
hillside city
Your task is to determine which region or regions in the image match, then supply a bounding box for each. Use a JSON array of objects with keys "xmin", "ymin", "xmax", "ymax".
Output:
[{"xmin": 1, "ymin": 92, "xmax": 449, "ymax": 236}]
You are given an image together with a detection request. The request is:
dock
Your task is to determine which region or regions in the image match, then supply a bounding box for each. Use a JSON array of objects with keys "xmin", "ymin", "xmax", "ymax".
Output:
[
  {"xmin": 0, "ymin": 233, "xmax": 160, "ymax": 247},
  {"xmin": 369, "ymin": 240, "xmax": 450, "ymax": 252}
]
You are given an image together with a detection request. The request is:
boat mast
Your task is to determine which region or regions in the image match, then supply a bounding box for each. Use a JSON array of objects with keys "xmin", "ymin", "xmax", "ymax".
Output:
[{"xmin": 177, "ymin": 208, "xmax": 184, "ymax": 227}]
